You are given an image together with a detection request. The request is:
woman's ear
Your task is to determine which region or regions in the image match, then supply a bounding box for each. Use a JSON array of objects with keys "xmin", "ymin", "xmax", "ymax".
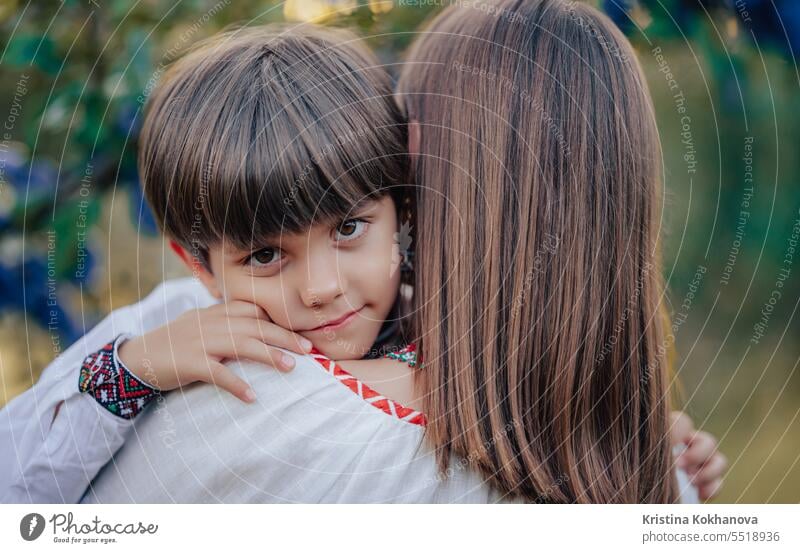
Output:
[
  {"xmin": 169, "ymin": 239, "xmax": 223, "ymax": 300},
  {"xmin": 408, "ymin": 118, "xmax": 420, "ymax": 165}
]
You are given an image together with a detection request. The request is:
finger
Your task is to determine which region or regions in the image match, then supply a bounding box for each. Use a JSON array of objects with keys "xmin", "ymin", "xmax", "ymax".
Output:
[
  {"xmin": 212, "ymin": 300, "xmax": 271, "ymax": 321},
  {"xmin": 690, "ymin": 453, "xmax": 728, "ymax": 486},
  {"xmin": 698, "ymin": 478, "xmax": 723, "ymax": 501},
  {"xmin": 669, "ymin": 411, "xmax": 695, "ymax": 447},
  {"xmin": 203, "ymin": 362, "xmax": 257, "ymax": 404},
  {"xmin": 200, "ymin": 321, "xmax": 309, "ymax": 363},
  {"xmin": 209, "ymin": 317, "xmax": 312, "ymax": 354},
  {"xmin": 227, "ymin": 337, "xmax": 297, "ymax": 372},
  {"xmin": 228, "ymin": 317, "xmax": 312, "ymax": 354},
  {"xmin": 680, "ymin": 431, "xmax": 718, "ymax": 471}
]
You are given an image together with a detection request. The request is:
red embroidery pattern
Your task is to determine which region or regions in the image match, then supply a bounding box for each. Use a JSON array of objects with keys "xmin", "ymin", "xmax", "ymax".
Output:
[
  {"xmin": 78, "ymin": 334, "xmax": 159, "ymax": 419},
  {"xmin": 310, "ymin": 349, "xmax": 427, "ymax": 427}
]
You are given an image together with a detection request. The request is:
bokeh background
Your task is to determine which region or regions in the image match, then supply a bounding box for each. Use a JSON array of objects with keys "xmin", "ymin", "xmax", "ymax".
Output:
[{"xmin": 0, "ymin": 0, "xmax": 798, "ymax": 502}]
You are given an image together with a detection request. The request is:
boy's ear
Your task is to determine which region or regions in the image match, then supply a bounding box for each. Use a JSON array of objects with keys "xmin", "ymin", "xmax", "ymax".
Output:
[
  {"xmin": 408, "ymin": 119, "xmax": 420, "ymax": 165},
  {"xmin": 169, "ymin": 239, "xmax": 223, "ymax": 300}
]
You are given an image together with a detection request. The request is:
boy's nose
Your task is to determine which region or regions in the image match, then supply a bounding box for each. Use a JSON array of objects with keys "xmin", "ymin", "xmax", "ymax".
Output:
[{"xmin": 299, "ymin": 258, "xmax": 346, "ymax": 308}]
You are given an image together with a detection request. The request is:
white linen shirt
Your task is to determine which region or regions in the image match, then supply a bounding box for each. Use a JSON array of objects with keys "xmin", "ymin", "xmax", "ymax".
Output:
[{"xmin": 0, "ymin": 277, "xmax": 698, "ymax": 503}]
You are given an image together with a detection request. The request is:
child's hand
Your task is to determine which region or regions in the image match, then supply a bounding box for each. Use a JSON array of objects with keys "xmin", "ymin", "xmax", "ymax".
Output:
[
  {"xmin": 118, "ymin": 300, "xmax": 313, "ymax": 403},
  {"xmin": 670, "ymin": 411, "xmax": 728, "ymax": 500}
]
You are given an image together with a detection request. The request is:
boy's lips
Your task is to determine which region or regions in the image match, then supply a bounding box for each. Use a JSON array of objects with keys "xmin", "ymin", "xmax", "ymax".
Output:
[{"xmin": 307, "ymin": 306, "xmax": 364, "ymax": 332}]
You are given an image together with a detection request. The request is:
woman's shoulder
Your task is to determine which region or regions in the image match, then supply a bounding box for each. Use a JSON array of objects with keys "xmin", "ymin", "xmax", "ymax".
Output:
[
  {"xmin": 140, "ymin": 350, "xmax": 426, "ymax": 432},
  {"xmin": 86, "ymin": 352, "xmax": 429, "ymax": 502}
]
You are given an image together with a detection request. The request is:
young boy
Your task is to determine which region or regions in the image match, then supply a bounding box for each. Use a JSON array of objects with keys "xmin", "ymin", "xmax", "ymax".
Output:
[{"xmin": 0, "ymin": 24, "xmax": 411, "ymax": 503}]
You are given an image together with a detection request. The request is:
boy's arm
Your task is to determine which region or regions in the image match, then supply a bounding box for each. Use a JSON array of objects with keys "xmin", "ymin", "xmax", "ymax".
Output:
[
  {"xmin": 0, "ymin": 383, "xmax": 137, "ymax": 503},
  {"xmin": 1, "ymin": 277, "xmax": 311, "ymax": 503},
  {"xmin": 0, "ymin": 278, "xmax": 210, "ymax": 503},
  {"xmin": 0, "ymin": 315, "xmax": 139, "ymax": 503}
]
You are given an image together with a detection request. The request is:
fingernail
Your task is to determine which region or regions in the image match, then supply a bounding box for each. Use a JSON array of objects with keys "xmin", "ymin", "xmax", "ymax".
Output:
[
  {"xmin": 244, "ymin": 388, "xmax": 256, "ymax": 403},
  {"xmin": 300, "ymin": 338, "xmax": 313, "ymax": 352},
  {"xmin": 282, "ymin": 353, "xmax": 296, "ymax": 370}
]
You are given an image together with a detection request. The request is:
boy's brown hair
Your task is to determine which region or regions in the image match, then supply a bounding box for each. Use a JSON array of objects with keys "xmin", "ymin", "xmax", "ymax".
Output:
[{"xmin": 138, "ymin": 24, "xmax": 408, "ymax": 271}]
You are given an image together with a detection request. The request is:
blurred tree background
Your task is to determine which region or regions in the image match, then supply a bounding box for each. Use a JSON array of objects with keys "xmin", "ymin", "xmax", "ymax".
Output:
[{"xmin": 0, "ymin": 0, "xmax": 798, "ymax": 502}]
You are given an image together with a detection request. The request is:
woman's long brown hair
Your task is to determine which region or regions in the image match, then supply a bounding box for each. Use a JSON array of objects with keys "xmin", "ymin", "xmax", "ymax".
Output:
[{"xmin": 398, "ymin": 0, "xmax": 678, "ymax": 502}]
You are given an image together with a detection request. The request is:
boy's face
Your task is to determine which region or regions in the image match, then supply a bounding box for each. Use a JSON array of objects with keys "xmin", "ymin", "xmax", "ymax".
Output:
[{"xmin": 186, "ymin": 196, "xmax": 402, "ymax": 360}]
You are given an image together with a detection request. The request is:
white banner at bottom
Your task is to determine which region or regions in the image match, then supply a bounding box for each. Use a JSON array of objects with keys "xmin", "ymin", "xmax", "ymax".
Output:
[{"xmin": 1, "ymin": 504, "xmax": 798, "ymax": 552}]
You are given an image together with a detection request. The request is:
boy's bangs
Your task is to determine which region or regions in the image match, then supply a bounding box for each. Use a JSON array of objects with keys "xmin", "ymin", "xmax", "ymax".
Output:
[
  {"xmin": 141, "ymin": 25, "xmax": 407, "ymax": 258},
  {"xmin": 203, "ymin": 114, "xmax": 394, "ymax": 253}
]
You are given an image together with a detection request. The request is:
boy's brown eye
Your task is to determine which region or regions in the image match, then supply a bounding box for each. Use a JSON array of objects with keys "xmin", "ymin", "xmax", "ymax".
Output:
[
  {"xmin": 333, "ymin": 218, "xmax": 368, "ymax": 242},
  {"xmin": 251, "ymin": 248, "xmax": 279, "ymax": 265},
  {"xmin": 338, "ymin": 220, "xmax": 358, "ymax": 236}
]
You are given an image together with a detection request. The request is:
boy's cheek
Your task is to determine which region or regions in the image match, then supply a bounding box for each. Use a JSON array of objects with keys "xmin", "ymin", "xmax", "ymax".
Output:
[
  {"xmin": 351, "ymin": 259, "xmax": 400, "ymax": 310},
  {"xmin": 358, "ymin": 238, "xmax": 402, "ymax": 284}
]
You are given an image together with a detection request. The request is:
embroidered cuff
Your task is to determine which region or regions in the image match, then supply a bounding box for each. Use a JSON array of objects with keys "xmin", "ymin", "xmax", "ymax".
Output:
[{"xmin": 78, "ymin": 333, "xmax": 159, "ymax": 420}]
